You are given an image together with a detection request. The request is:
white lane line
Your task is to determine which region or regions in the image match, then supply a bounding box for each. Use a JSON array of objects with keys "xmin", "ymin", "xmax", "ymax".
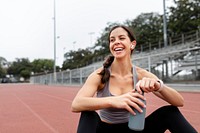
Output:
[
  {"xmin": 38, "ymin": 92, "xmax": 72, "ymax": 103},
  {"xmin": 13, "ymin": 94, "xmax": 59, "ymax": 133}
]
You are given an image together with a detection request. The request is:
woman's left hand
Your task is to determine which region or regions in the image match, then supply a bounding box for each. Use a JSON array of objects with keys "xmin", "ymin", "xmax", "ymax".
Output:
[{"xmin": 135, "ymin": 77, "xmax": 161, "ymax": 93}]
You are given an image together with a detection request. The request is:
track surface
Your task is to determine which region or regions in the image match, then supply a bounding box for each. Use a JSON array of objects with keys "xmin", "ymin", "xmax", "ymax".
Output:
[{"xmin": 0, "ymin": 84, "xmax": 199, "ymax": 133}]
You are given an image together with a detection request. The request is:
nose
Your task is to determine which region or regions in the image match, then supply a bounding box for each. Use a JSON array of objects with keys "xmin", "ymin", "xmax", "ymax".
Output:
[{"xmin": 114, "ymin": 39, "xmax": 120, "ymax": 45}]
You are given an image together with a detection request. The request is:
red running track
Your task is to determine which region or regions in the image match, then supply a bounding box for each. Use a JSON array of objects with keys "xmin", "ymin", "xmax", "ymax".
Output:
[{"xmin": 0, "ymin": 84, "xmax": 199, "ymax": 133}]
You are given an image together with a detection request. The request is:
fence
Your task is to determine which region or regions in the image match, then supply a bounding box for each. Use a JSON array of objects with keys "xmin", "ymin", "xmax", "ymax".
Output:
[{"xmin": 30, "ymin": 30, "xmax": 200, "ymax": 85}]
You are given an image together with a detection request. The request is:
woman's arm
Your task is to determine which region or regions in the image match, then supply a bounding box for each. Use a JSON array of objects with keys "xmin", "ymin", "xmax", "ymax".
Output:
[
  {"xmin": 71, "ymin": 68, "xmax": 146, "ymax": 114},
  {"xmin": 153, "ymin": 84, "xmax": 184, "ymax": 107},
  {"xmin": 136, "ymin": 67, "xmax": 184, "ymax": 107},
  {"xmin": 71, "ymin": 68, "xmax": 110, "ymax": 112}
]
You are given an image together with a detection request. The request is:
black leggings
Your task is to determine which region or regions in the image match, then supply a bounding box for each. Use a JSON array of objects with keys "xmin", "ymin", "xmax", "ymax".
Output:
[{"xmin": 77, "ymin": 105, "xmax": 197, "ymax": 133}]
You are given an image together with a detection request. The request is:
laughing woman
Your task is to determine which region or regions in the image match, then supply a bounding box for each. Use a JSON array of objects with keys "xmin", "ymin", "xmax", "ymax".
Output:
[{"xmin": 71, "ymin": 25, "xmax": 197, "ymax": 133}]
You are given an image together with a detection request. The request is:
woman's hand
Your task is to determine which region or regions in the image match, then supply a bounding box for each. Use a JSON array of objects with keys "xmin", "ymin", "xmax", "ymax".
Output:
[
  {"xmin": 135, "ymin": 77, "xmax": 161, "ymax": 93},
  {"xmin": 110, "ymin": 91, "xmax": 146, "ymax": 115}
]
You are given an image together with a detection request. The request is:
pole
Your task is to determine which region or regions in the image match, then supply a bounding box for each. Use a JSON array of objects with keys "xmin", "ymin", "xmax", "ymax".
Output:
[
  {"xmin": 88, "ymin": 32, "xmax": 95, "ymax": 46},
  {"xmin": 53, "ymin": 0, "xmax": 57, "ymax": 83},
  {"xmin": 163, "ymin": 0, "xmax": 168, "ymax": 47}
]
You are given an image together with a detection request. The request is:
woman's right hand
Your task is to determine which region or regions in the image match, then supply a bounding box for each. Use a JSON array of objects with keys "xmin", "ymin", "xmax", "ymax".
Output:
[{"xmin": 109, "ymin": 91, "xmax": 146, "ymax": 115}]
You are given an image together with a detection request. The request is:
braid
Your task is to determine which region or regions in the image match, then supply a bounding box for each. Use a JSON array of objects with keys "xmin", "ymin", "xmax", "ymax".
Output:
[{"xmin": 99, "ymin": 55, "xmax": 114, "ymax": 84}]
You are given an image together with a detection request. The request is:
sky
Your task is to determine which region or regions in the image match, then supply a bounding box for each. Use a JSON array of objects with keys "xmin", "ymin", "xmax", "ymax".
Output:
[{"xmin": 0, "ymin": 0, "xmax": 174, "ymax": 67}]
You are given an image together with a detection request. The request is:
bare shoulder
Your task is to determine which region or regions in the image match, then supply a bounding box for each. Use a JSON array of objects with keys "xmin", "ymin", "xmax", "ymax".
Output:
[
  {"xmin": 89, "ymin": 67, "xmax": 103, "ymax": 78},
  {"xmin": 73, "ymin": 67, "xmax": 104, "ymax": 98},
  {"xmin": 135, "ymin": 66, "xmax": 158, "ymax": 80}
]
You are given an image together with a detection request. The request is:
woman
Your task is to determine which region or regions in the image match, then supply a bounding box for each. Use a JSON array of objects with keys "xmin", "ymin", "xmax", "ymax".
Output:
[{"xmin": 71, "ymin": 25, "xmax": 197, "ymax": 133}]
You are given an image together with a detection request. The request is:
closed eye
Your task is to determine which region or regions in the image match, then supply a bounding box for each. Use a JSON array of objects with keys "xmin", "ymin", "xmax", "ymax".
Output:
[
  {"xmin": 119, "ymin": 35, "xmax": 126, "ymax": 40},
  {"xmin": 120, "ymin": 37, "xmax": 125, "ymax": 40}
]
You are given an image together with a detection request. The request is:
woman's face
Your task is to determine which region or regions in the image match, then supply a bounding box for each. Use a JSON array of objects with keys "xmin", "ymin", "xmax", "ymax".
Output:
[{"xmin": 109, "ymin": 27, "xmax": 135, "ymax": 58}]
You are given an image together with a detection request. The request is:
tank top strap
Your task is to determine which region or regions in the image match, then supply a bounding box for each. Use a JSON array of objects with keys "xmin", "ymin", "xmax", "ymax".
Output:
[
  {"xmin": 97, "ymin": 67, "xmax": 111, "ymax": 97},
  {"xmin": 132, "ymin": 65, "xmax": 138, "ymax": 90}
]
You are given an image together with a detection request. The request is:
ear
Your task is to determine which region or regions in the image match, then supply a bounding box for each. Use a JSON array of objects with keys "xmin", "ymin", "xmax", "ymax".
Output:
[{"xmin": 131, "ymin": 40, "xmax": 136, "ymax": 50}]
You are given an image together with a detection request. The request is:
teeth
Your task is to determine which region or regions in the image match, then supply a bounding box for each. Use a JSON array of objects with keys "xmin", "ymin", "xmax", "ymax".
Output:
[{"xmin": 114, "ymin": 48, "xmax": 123, "ymax": 51}]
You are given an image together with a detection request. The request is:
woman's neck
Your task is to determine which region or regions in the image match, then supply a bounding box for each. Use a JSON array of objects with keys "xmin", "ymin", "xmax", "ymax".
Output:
[{"xmin": 111, "ymin": 57, "xmax": 133, "ymax": 76}]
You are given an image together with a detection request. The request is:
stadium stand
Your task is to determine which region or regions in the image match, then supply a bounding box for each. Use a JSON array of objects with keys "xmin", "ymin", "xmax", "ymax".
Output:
[{"xmin": 30, "ymin": 30, "xmax": 200, "ymax": 85}]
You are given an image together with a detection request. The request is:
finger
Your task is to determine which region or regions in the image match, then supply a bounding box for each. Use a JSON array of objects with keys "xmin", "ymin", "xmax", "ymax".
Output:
[
  {"xmin": 132, "ymin": 96, "xmax": 146, "ymax": 108},
  {"xmin": 149, "ymin": 79, "xmax": 156, "ymax": 91},
  {"xmin": 126, "ymin": 105, "xmax": 136, "ymax": 115},
  {"xmin": 130, "ymin": 92, "xmax": 146, "ymax": 101},
  {"xmin": 128, "ymin": 100, "xmax": 144, "ymax": 113},
  {"xmin": 144, "ymin": 78, "xmax": 151, "ymax": 92},
  {"xmin": 154, "ymin": 80, "xmax": 161, "ymax": 91},
  {"xmin": 131, "ymin": 89, "xmax": 137, "ymax": 93},
  {"xmin": 139, "ymin": 79, "xmax": 149, "ymax": 93},
  {"xmin": 129, "ymin": 93, "xmax": 146, "ymax": 107},
  {"xmin": 135, "ymin": 80, "xmax": 143, "ymax": 94},
  {"xmin": 142, "ymin": 78, "xmax": 157, "ymax": 93}
]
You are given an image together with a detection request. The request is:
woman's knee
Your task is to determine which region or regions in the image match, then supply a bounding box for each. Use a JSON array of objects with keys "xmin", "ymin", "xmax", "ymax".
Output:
[
  {"xmin": 157, "ymin": 105, "xmax": 179, "ymax": 115},
  {"xmin": 77, "ymin": 111, "xmax": 100, "ymax": 133},
  {"xmin": 79, "ymin": 111, "xmax": 100, "ymax": 124}
]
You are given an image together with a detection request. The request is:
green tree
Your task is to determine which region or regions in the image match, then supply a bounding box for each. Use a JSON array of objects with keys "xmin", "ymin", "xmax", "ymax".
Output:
[
  {"xmin": 126, "ymin": 12, "xmax": 163, "ymax": 51},
  {"xmin": 0, "ymin": 57, "xmax": 7, "ymax": 78},
  {"xmin": 31, "ymin": 59, "xmax": 54, "ymax": 74},
  {"xmin": 62, "ymin": 48, "xmax": 93, "ymax": 70},
  {"xmin": 168, "ymin": 0, "xmax": 200, "ymax": 34},
  {"xmin": 20, "ymin": 69, "xmax": 31, "ymax": 80},
  {"xmin": 0, "ymin": 66, "xmax": 6, "ymax": 78},
  {"xmin": 60, "ymin": 0, "xmax": 200, "ymax": 69},
  {"xmin": 7, "ymin": 58, "xmax": 32, "ymax": 80}
]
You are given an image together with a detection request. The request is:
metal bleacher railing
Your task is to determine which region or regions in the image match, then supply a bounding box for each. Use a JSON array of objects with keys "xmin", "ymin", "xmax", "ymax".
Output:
[{"xmin": 30, "ymin": 30, "xmax": 200, "ymax": 85}]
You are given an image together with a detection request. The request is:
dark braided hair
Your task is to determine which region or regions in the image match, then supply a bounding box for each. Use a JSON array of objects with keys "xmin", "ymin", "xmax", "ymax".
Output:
[
  {"xmin": 99, "ymin": 25, "xmax": 136, "ymax": 84},
  {"xmin": 99, "ymin": 55, "xmax": 114, "ymax": 84}
]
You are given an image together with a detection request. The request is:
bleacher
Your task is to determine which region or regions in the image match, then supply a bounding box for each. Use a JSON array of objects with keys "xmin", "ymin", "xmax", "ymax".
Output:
[
  {"xmin": 133, "ymin": 38, "xmax": 200, "ymax": 71},
  {"xmin": 30, "ymin": 30, "xmax": 200, "ymax": 84},
  {"xmin": 88, "ymin": 38, "xmax": 200, "ymax": 73}
]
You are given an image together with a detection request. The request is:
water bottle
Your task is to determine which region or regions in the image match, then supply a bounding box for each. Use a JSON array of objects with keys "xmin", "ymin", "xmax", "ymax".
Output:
[{"xmin": 128, "ymin": 93, "xmax": 146, "ymax": 131}]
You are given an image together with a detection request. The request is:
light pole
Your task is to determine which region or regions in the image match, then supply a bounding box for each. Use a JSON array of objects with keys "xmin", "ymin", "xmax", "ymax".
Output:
[
  {"xmin": 63, "ymin": 47, "xmax": 66, "ymax": 63},
  {"xmin": 88, "ymin": 32, "xmax": 95, "ymax": 46},
  {"xmin": 53, "ymin": 0, "xmax": 57, "ymax": 83},
  {"xmin": 73, "ymin": 41, "xmax": 76, "ymax": 51},
  {"xmin": 163, "ymin": 0, "xmax": 168, "ymax": 47},
  {"xmin": 63, "ymin": 47, "xmax": 66, "ymax": 57}
]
